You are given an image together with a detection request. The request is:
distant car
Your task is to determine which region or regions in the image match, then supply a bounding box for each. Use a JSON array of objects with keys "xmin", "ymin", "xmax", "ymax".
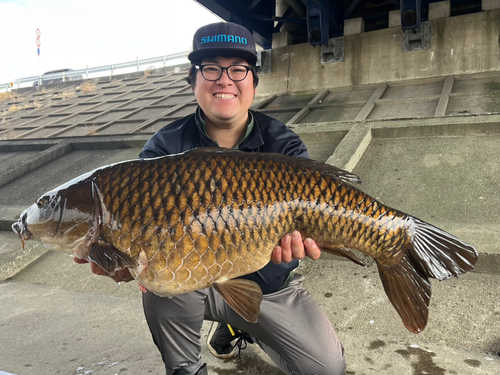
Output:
[{"xmin": 33, "ymin": 69, "xmax": 83, "ymax": 86}]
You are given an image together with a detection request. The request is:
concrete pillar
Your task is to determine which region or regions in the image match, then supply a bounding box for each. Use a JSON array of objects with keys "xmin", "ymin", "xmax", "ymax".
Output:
[
  {"xmin": 482, "ymin": 0, "xmax": 500, "ymax": 10},
  {"xmin": 388, "ymin": 10, "xmax": 400, "ymax": 28},
  {"xmin": 272, "ymin": 31, "xmax": 292, "ymax": 49},
  {"xmin": 344, "ymin": 17, "xmax": 365, "ymax": 36},
  {"xmin": 429, "ymin": 1, "xmax": 451, "ymax": 20},
  {"xmin": 275, "ymin": 0, "xmax": 303, "ymax": 33}
]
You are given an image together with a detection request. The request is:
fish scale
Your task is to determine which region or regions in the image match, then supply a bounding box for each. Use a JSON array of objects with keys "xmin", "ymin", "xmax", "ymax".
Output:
[
  {"xmin": 104, "ymin": 153, "xmax": 369, "ymax": 292},
  {"xmin": 12, "ymin": 148, "xmax": 478, "ymax": 331}
]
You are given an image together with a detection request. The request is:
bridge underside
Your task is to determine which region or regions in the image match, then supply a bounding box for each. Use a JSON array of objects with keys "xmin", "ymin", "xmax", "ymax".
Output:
[{"xmin": 195, "ymin": 0, "xmax": 485, "ymax": 49}]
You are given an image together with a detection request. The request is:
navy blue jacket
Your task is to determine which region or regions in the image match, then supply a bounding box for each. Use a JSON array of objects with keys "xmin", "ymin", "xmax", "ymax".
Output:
[{"xmin": 139, "ymin": 109, "xmax": 309, "ymax": 294}]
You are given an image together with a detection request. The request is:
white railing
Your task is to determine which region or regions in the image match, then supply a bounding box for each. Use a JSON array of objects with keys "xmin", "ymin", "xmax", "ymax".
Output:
[{"xmin": 0, "ymin": 51, "xmax": 189, "ymax": 93}]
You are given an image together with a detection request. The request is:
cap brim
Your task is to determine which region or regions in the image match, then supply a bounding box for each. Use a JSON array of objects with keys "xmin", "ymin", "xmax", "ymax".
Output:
[{"xmin": 188, "ymin": 48, "xmax": 257, "ymax": 66}]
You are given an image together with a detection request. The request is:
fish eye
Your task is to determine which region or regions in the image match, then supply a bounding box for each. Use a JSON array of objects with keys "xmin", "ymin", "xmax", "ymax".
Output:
[{"xmin": 36, "ymin": 198, "xmax": 47, "ymax": 209}]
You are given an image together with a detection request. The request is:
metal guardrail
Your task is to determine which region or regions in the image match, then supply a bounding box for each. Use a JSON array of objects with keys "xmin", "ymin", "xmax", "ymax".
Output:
[{"xmin": 0, "ymin": 51, "xmax": 189, "ymax": 93}]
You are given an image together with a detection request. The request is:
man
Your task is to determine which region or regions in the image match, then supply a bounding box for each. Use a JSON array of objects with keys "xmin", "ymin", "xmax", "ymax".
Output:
[{"xmin": 77, "ymin": 22, "xmax": 346, "ymax": 375}]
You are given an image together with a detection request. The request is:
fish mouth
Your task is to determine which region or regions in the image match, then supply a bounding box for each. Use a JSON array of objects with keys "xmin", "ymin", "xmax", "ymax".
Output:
[{"xmin": 12, "ymin": 213, "xmax": 33, "ymax": 250}]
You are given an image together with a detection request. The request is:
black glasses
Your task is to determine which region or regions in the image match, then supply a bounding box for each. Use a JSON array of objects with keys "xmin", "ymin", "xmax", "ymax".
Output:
[{"xmin": 195, "ymin": 64, "xmax": 251, "ymax": 82}]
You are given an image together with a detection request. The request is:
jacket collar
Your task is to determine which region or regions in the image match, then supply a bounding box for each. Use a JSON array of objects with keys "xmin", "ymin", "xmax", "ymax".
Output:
[
  {"xmin": 238, "ymin": 110, "xmax": 264, "ymax": 150},
  {"xmin": 194, "ymin": 108, "xmax": 217, "ymax": 147}
]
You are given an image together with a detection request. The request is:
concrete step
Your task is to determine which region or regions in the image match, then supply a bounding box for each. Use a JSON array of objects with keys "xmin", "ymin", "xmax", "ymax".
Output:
[
  {"xmin": 1, "ymin": 250, "xmax": 499, "ymax": 374},
  {"xmin": 0, "ymin": 205, "xmax": 26, "ymax": 231},
  {"xmin": 1, "ymin": 275, "xmax": 499, "ymax": 375},
  {"xmin": 300, "ymin": 255, "xmax": 500, "ymax": 353},
  {"xmin": 0, "ymin": 232, "xmax": 47, "ymax": 282}
]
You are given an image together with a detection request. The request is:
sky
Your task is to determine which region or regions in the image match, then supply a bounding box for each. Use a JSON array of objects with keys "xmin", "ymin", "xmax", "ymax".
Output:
[{"xmin": 0, "ymin": 0, "xmax": 222, "ymax": 84}]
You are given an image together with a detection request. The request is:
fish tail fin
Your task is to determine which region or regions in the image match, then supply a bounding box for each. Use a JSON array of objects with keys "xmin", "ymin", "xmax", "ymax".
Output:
[
  {"xmin": 409, "ymin": 218, "xmax": 478, "ymax": 280},
  {"xmin": 377, "ymin": 257, "xmax": 431, "ymax": 333},
  {"xmin": 377, "ymin": 217, "xmax": 478, "ymax": 333}
]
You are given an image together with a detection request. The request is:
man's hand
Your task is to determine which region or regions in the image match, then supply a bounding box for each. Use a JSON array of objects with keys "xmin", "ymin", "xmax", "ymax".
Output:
[
  {"xmin": 73, "ymin": 257, "xmax": 134, "ymax": 283},
  {"xmin": 271, "ymin": 230, "xmax": 321, "ymax": 264}
]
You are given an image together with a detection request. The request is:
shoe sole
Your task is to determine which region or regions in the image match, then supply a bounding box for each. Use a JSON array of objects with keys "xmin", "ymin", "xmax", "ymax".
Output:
[{"xmin": 206, "ymin": 322, "xmax": 237, "ymax": 359}]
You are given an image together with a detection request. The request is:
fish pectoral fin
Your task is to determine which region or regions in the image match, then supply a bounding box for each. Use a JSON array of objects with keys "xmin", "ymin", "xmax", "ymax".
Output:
[
  {"xmin": 88, "ymin": 242, "xmax": 139, "ymax": 276},
  {"xmin": 377, "ymin": 256, "xmax": 431, "ymax": 334},
  {"xmin": 320, "ymin": 244, "xmax": 368, "ymax": 267},
  {"xmin": 129, "ymin": 248, "xmax": 148, "ymax": 278},
  {"xmin": 213, "ymin": 279, "xmax": 263, "ymax": 323}
]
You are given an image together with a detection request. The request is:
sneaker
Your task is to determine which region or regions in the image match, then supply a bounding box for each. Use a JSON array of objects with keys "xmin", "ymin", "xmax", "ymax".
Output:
[{"xmin": 207, "ymin": 322, "xmax": 253, "ymax": 359}]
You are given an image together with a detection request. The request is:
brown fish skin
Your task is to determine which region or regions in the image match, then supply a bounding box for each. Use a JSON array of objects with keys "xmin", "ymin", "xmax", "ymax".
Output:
[{"xmin": 12, "ymin": 148, "xmax": 478, "ymax": 332}]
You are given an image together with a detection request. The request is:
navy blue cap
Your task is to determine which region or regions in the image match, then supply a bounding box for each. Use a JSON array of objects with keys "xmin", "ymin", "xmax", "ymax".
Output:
[{"xmin": 188, "ymin": 22, "xmax": 257, "ymax": 66}]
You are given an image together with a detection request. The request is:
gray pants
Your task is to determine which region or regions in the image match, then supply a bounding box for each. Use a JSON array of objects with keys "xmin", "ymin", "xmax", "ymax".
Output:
[{"xmin": 142, "ymin": 274, "xmax": 346, "ymax": 375}]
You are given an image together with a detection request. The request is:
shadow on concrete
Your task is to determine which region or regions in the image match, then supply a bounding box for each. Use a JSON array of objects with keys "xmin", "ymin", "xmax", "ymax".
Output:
[
  {"xmin": 211, "ymin": 350, "xmax": 284, "ymax": 375},
  {"xmin": 485, "ymin": 338, "xmax": 500, "ymax": 356},
  {"xmin": 395, "ymin": 346, "xmax": 446, "ymax": 375}
]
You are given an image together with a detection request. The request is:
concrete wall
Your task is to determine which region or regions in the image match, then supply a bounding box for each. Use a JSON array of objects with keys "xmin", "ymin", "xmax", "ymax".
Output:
[{"xmin": 259, "ymin": 10, "xmax": 500, "ymax": 94}]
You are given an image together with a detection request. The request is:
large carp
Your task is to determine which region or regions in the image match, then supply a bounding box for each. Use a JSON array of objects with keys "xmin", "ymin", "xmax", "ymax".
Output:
[{"xmin": 12, "ymin": 148, "xmax": 477, "ymax": 333}]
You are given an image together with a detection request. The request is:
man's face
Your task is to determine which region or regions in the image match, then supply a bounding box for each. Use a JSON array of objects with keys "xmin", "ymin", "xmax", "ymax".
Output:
[{"xmin": 193, "ymin": 56, "xmax": 256, "ymax": 126}]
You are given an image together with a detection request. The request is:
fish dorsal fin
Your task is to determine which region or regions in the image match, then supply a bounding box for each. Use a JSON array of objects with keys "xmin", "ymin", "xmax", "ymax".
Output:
[
  {"xmin": 213, "ymin": 279, "xmax": 263, "ymax": 323},
  {"xmin": 376, "ymin": 256, "xmax": 431, "ymax": 334},
  {"xmin": 88, "ymin": 242, "xmax": 139, "ymax": 276}
]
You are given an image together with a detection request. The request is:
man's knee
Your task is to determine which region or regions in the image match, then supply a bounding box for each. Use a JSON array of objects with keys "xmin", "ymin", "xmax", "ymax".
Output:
[
  {"xmin": 324, "ymin": 345, "xmax": 346, "ymax": 375},
  {"xmin": 294, "ymin": 346, "xmax": 346, "ymax": 375}
]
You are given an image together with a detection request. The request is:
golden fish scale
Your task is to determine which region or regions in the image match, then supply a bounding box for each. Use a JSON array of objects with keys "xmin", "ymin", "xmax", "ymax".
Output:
[{"xmin": 94, "ymin": 151, "xmax": 411, "ymax": 295}]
